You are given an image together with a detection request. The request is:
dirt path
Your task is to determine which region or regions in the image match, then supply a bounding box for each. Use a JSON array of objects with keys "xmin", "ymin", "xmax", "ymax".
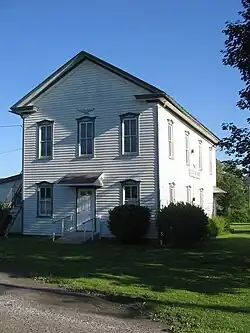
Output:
[{"xmin": 0, "ymin": 272, "xmax": 164, "ymax": 333}]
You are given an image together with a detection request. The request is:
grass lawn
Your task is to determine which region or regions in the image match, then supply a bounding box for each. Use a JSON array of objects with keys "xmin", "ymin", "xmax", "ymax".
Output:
[{"xmin": 0, "ymin": 234, "xmax": 250, "ymax": 333}]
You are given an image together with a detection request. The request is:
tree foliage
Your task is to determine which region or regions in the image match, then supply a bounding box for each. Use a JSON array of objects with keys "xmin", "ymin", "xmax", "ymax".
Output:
[
  {"xmin": 222, "ymin": 0, "xmax": 250, "ymax": 110},
  {"xmin": 216, "ymin": 160, "xmax": 248, "ymax": 216},
  {"xmin": 220, "ymin": 0, "xmax": 250, "ymax": 175}
]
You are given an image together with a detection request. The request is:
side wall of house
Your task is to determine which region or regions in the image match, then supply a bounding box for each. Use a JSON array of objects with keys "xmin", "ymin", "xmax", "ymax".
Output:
[
  {"xmin": 22, "ymin": 60, "xmax": 158, "ymax": 237},
  {"xmin": 0, "ymin": 180, "xmax": 19, "ymax": 202},
  {"xmin": 157, "ymin": 104, "xmax": 216, "ymax": 215}
]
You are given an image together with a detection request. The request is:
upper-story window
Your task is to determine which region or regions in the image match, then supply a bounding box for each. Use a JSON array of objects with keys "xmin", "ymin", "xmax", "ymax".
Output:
[
  {"xmin": 185, "ymin": 131, "xmax": 190, "ymax": 165},
  {"xmin": 120, "ymin": 113, "xmax": 139, "ymax": 155},
  {"xmin": 169, "ymin": 182, "xmax": 175, "ymax": 203},
  {"xmin": 168, "ymin": 120, "xmax": 174, "ymax": 159},
  {"xmin": 198, "ymin": 140, "xmax": 203, "ymax": 171},
  {"xmin": 37, "ymin": 120, "xmax": 53, "ymax": 159},
  {"xmin": 121, "ymin": 179, "xmax": 140, "ymax": 205},
  {"xmin": 77, "ymin": 116, "xmax": 95, "ymax": 156},
  {"xmin": 37, "ymin": 182, "xmax": 53, "ymax": 217},
  {"xmin": 209, "ymin": 147, "xmax": 213, "ymax": 175},
  {"xmin": 186, "ymin": 185, "xmax": 192, "ymax": 203}
]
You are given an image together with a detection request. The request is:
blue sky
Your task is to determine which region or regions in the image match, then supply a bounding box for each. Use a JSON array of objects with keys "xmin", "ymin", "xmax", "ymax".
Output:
[{"xmin": 0, "ymin": 0, "xmax": 245, "ymax": 177}]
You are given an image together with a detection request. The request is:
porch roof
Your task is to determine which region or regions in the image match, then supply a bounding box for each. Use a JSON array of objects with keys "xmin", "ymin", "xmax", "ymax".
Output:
[
  {"xmin": 58, "ymin": 173, "xmax": 103, "ymax": 187},
  {"xmin": 213, "ymin": 186, "xmax": 227, "ymax": 194}
]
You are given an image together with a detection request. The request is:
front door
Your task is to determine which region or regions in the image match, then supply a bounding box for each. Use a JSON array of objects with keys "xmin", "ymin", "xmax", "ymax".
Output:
[{"xmin": 77, "ymin": 189, "xmax": 95, "ymax": 231}]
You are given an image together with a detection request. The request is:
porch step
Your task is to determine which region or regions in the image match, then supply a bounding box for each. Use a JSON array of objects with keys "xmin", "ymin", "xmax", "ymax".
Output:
[{"xmin": 56, "ymin": 231, "xmax": 99, "ymax": 244}]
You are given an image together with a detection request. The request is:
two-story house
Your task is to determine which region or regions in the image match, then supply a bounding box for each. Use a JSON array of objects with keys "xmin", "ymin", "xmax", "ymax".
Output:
[{"xmin": 10, "ymin": 51, "xmax": 219, "ymax": 240}]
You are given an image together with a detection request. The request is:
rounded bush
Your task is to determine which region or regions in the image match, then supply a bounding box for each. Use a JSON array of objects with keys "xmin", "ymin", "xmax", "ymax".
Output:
[
  {"xmin": 158, "ymin": 202, "xmax": 209, "ymax": 248},
  {"xmin": 108, "ymin": 205, "xmax": 151, "ymax": 244}
]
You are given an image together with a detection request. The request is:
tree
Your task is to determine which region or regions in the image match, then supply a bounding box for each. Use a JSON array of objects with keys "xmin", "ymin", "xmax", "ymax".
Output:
[
  {"xmin": 216, "ymin": 161, "xmax": 248, "ymax": 216},
  {"xmin": 220, "ymin": 0, "xmax": 250, "ymax": 175},
  {"xmin": 222, "ymin": 0, "xmax": 250, "ymax": 110}
]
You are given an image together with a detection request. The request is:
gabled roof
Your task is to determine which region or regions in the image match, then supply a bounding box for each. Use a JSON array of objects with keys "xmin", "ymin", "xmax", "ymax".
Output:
[
  {"xmin": 0, "ymin": 173, "xmax": 22, "ymax": 185},
  {"xmin": 10, "ymin": 51, "xmax": 164, "ymax": 111},
  {"xmin": 10, "ymin": 50, "xmax": 219, "ymax": 144}
]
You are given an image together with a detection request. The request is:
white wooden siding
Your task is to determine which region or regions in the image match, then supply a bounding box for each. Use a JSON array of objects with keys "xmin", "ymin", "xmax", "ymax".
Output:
[
  {"xmin": 157, "ymin": 104, "xmax": 216, "ymax": 216},
  {"xmin": 23, "ymin": 60, "xmax": 158, "ymax": 236}
]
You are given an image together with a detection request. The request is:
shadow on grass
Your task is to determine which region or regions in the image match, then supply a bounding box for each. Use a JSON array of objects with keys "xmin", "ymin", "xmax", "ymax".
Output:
[{"xmin": 0, "ymin": 235, "xmax": 249, "ymax": 298}]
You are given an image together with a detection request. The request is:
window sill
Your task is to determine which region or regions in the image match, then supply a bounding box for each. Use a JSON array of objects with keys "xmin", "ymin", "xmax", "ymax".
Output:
[
  {"xmin": 37, "ymin": 157, "xmax": 53, "ymax": 161},
  {"xmin": 121, "ymin": 152, "xmax": 139, "ymax": 157},
  {"xmin": 74, "ymin": 155, "xmax": 95, "ymax": 160},
  {"xmin": 36, "ymin": 215, "xmax": 53, "ymax": 219}
]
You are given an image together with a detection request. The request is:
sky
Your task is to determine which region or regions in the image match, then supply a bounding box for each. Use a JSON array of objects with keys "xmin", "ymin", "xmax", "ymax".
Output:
[{"xmin": 0, "ymin": 0, "xmax": 246, "ymax": 177}]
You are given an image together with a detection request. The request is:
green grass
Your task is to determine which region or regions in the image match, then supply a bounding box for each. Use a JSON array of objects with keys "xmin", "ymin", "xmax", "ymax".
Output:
[
  {"xmin": 0, "ymin": 234, "xmax": 250, "ymax": 332},
  {"xmin": 230, "ymin": 223, "xmax": 250, "ymax": 233}
]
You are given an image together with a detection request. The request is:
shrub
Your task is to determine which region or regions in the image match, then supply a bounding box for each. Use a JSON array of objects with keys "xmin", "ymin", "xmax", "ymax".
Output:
[
  {"xmin": 208, "ymin": 216, "xmax": 226, "ymax": 237},
  {"xmin": 227, "ymin": 207, "xmax": 250, "ymax": 224},
  {"xmin": 108, "ymin": 204, "xmax": 151, "ymax": 244},
  {"xmin": 208, "ymin": 218, "xmax": 219, "ymax": 237},
  {"xmin": 158, "ymin": 202, "xmax": 209, "ymax": 248},
  {"xmin": 0, "ymin": 207, "xmax": 12, "ymax": 236},
  {"xmin": 0, "ymin": 201, "xmax": 8, "ymax": 209}
]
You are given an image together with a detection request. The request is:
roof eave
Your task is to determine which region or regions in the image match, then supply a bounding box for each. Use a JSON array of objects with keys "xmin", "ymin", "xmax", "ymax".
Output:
[
  {"xmin": 135, "ymin": 94, "xmax": 219, "ymax": 145},
  {"xmin": 9, "ymin": 105, "xmax": 39, "ymax": 116}
]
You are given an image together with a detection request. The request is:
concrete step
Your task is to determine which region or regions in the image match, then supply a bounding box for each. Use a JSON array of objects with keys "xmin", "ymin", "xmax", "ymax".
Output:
[{"xmin": 56, "ymin": 231, "xmax": 99, "ymax": 244}]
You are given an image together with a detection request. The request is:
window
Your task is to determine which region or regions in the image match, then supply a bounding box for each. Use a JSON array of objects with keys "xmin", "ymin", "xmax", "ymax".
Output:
[
  {"xmin": 186, "ymin": 186, "xmax": 192, "ymax": 203},
  {"xmin": 168, "ymin": 120, "xmax": 174, "ymax": 159},
  {"xmin": 199, "ymin": 188, "xmax": 204, "ymax": 208},
  {"xmin": 37, "ymin": 182, "xmax": 53, "ymax": 217},
  {"xmin": 198, "ymin": 140, "xmax": 203, "ymax": 170},
  {"xmin": 169, "ymin": 182, "xmax": 175, "ymax": 203},
  {"xmin": 78, "ymin": 116, "xmax": 95, "ymax": 156},
  {"xmin": 37, "ymin": 120, "xmax": 53, "ymax": 158},
  {"xmin": 120, "ymin": 113, "xmax": 139, "ymax": 154},
  {"xmin": 209, "ymin": 147, "xmax": 213, "ymax": 175},
  {"xmin": 121, "ymin": 179, "xmax": 140, "ymax": 205},
  {"xmin": 185, "ymin": 131, "xmax": 190, "ymax": 165}
]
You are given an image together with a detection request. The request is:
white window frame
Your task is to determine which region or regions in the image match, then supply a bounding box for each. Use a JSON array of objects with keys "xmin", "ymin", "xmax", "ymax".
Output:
[
  {"xmin": 121, "ymin": 180, "xmax": 140, "ymax": 205},
  {"xmin": 78, "ymin": 117, "xmax": 95, "ymax": 157},
  {"xmin": 186, "ymin": 186, "xmax": 192, "ymax": 204},
  {"xmin": 38, "ymin": 122, "xmax": 53, "ymax": 159},
  {"xmin": 209, "ymin": 147, "xmax": 213, "ymax": 175},
  {"xmin": 185, "ymin": 131, "xmax": 190, "ymax": 165},
  {"xmin": 198, "ymin": 140, "xmax": 203, "ymax": 171},
  {"xmin": 37, "ymin": 183, "xmax": 53, "ymax": 217},
  {"xmin": 199, "ymin": 188, "xmax": 204, "ymax": 208},
  {"xmin": 121, "ymin": 114, "xmax": 139, "ymax": 155},
  {"xmin": 169, "ymin": 182, "xmax": 175, "ymax": 203},
  {"xmin": 168, "ymin": 120, "xmax": 174, "ymax": 159}
]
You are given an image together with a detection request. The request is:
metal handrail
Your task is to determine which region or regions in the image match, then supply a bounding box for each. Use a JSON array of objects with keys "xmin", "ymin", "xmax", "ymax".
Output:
[
  {"xmin": 52, "ymin": 215, "xmax": 101, "ymax": 242},
  {"xmin": 79, "ymin": 218, "xmax": 96, "ymax": 242}
]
